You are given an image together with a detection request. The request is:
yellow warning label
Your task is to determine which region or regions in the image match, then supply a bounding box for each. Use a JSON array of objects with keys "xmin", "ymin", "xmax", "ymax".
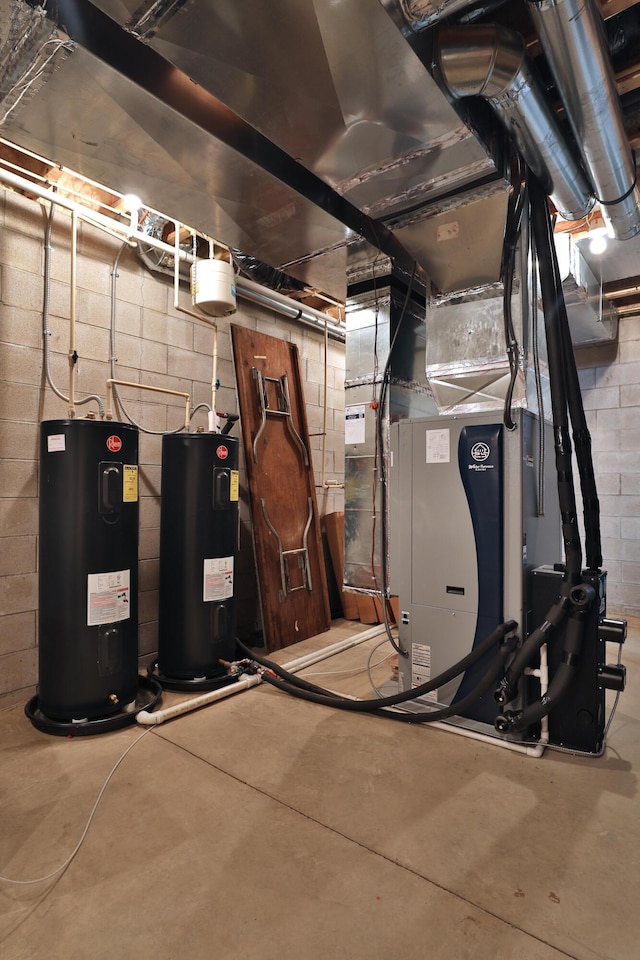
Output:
[
  {"xmin": 123, "ymin": 464, "xmax": 138, "ymax": 503},
  {"xmin": 230, "ymin": 469, "xmax": 239, "ymax": 502}
]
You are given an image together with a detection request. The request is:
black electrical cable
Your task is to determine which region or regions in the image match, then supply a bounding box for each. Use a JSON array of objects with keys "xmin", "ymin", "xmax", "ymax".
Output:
[
  {"xmin": 502, "ymin": 158, "xmax": 526, "ymax": 431},
  {"xmin": 259, "ymin": 636, "xmax": 516, "ymax": 724},
  {"xmin": 238, "ymin": 619, "xmax": 516, "ymax": 712}
]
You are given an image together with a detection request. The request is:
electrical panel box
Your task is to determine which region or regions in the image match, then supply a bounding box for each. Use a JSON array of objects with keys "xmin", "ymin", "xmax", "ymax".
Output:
[{"xmin": 390, "ymin": 410, "xmax": 561, "ymax": 736}]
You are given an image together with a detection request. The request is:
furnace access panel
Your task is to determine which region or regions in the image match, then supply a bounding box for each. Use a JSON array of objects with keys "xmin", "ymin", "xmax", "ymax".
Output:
[{"xmin": 389, "ymin": 410, "xmax": 561, "ymax": 731}]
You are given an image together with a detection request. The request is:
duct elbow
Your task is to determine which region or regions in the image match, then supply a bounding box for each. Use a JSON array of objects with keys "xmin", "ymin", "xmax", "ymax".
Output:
[
  {"xmin": 437, "ymin": 24, "xmax": 524, "ymax": 99},
  {"xmin": 437, "ymin": 23, "xmax": 594, "ymax": 221}
]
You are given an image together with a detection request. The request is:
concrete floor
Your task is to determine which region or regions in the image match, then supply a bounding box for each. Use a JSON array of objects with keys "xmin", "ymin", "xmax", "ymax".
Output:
[{"xmin": 1, "ymin": 617, "xmax": 639, "ymax": 960}]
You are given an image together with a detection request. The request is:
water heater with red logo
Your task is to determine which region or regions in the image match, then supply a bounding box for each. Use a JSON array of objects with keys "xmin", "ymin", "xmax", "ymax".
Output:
[
  {"xmin": 35, "ymin": 419, "xmax": 141, "ymax": 724},
  {"xmin": 156, "ymin": 432, "xmax": 239, "ymax": 688}
]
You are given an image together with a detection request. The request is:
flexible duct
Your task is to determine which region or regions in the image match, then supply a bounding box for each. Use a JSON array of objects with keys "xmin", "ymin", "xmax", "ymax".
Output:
[
  {"xmin": 528, "ymin": 0, "xmax": 640, "ymax": 241},
  {"xmin": 437, "ymin": 24, "xmax": 594, "ymax": 221}
]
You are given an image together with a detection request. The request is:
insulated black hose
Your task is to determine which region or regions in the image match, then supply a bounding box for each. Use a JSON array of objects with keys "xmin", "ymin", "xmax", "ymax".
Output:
[
  {"xmin": 545, "ymin": 215, "xmax": 602, "ymax": 570},
  {"xmin": 495, "ymin": 583, "xmax": 596, "ymax": 733},
  {"xmin": 259, "ymin": 637, "xmax": 516, "ymax": 724},
  {"xmin": 495, "ymin": 594, "xmax": 570, "ymax": 705},
  {"xmin": 493, "ymin": 174, "xmax": 586, "ymax": 705},
  {"xmin": 237, "ymin": 619, "xmax": 517, "ymax": 711},
  {"xmin": 529, "ymin": 173, "xmax": 583, "ymax": 587}
]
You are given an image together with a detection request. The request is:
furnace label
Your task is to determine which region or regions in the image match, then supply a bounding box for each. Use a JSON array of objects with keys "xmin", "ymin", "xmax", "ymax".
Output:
[
  {"xmin": 412, "ymin": 642, "xmax": 438, "ymax": 703},
  {"xmin": 87, "ymin": 569, "xmax": 131, "ymax": 626},
  {"xmin": 123, "ymin": 464, "xmax": 138, "ymax": 502},
  {"xmin": 345, "ymin": 404, "xmax": 366, "ymax": 445},
  {"xmin": 426, "ymin": 428, "xmax": 450, "ymax": 464},
  {"xmin": 203, "ymin": 556, "xmax": 234, "ymax": 602}
]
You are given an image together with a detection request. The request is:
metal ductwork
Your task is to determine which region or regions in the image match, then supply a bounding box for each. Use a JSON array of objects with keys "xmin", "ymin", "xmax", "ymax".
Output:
[
  {"xmin": 527, "ymin": 0, "xmax": 640, "ymax": 241},
  {"xmin": 437, "ymin": 23, "xmax": 594, "ymax": 221},
  {"xmin": 380, "ymin": 0, "xmax": 475, "ymax": 34}
]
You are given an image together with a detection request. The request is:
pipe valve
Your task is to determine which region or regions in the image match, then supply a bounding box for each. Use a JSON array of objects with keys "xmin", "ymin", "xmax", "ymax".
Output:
[
  {"xmin": 494, "ymin": 677, "xmax": 517, "ymax": 705},
  {"xmin": 495, "ymin": 710, "xmax": 523, "ymax": 734}
]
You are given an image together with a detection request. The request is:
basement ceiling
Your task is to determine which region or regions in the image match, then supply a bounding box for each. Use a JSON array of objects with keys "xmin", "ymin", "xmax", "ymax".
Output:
[{"xmin": 0, "ymin": 0, "xmax": 639, "ymax": 312}]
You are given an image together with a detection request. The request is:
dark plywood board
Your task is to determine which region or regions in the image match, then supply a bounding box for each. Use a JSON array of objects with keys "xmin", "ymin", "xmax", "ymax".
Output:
[{"xmin": 231, "ymin": 325, "xmax": 330, "ymax": 651}]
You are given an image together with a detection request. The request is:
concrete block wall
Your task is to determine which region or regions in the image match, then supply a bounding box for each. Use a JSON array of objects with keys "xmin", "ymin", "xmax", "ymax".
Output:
[
  {"xmin": 576, "ymin": 321, "xmax": 640, "ymax": 618},
  {"xmin": 0, "ymin": 187, "xmax": 346, "ymax": 708}
]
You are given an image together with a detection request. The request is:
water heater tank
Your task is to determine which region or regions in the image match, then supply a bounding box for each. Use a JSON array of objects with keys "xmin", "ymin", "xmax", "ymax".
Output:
[
  {"xmin": 158, "ymin": 432, "xmax": 239, "ymax": 683},
  {"xmin": 38, "ymin": 419, "xmax": 139, "ymax": 720}
]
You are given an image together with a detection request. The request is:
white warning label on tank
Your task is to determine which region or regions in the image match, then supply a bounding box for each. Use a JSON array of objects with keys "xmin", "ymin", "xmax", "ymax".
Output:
[
  {"xmin": 87, "ymin": 569, "xmax": 130, "ymax": 626},
  {"xmin": 426, "ymin": 429, "xmax": 450, "ymax": 463},
  {"xmin": 412, "ymin": 642, "xmax": 438, "ymax": 703},
  {"xmin": 47, "ymin": 434, "xmax": 66, "ymax": 453},
  {"xmin": 203, "ymin": 556, "xmax": 234, "ymax": 602}
]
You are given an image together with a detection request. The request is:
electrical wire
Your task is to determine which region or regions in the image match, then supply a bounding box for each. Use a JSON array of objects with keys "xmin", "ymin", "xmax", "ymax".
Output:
[
  {"xmin": 41, "ymin": 199, "xmax": 104, "ymax": 415},
  {"xmin": 502, "ymin": 158, "xmax": 526, "ymax": 431},
  {"xmin": 0, "ymin": 728, "xmax": 151, "ymax": 885},
  {"xmin": 372, "ymin": 262, "xmax": 418, "ymax": 658},
  {"xmin": 367, "ymin": 636, "xmax": 397, "ymax": 697},
  {"xmin": 109, "ymin": 244, "xmax": 185, "ymax": 435},
  {"xmin": 0, "ymin": 39, "xmax": 73, "ymax": 126}
]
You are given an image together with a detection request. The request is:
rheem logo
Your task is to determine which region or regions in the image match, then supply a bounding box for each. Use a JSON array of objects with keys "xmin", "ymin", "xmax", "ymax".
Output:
[
  {"xmin": 106, "ymin": 435, "xmax": 123, "ymax": 453},
  {"xmin": 217, "ymin": 445, "xmax": 229, "ymax": 461}
]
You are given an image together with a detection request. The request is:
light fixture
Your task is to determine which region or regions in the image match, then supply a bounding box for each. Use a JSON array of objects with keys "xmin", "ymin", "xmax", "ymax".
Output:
[
  {"xmin": 122, "ymin": 193, "xmax": 142, "ymax": 213},
  {"xmin": 588, "ymin": 228, "xmax": 608, "ymax": 256}
]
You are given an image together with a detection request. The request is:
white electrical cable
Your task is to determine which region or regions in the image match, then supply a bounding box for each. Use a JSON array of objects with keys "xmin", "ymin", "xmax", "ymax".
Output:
[
  {"xmin": 302, "ymin": 651, "xmax": 394, "ymax": 677},
  {"xmin": 0, "ymin": 40, "xmax": 73, "ymax": 126},
  {"xmin": 0, "ymin": 728, "xmax": 152, "ymax": 885}
]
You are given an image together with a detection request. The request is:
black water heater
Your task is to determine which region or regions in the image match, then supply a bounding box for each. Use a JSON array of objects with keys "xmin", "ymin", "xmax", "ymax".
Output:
[
  {"xmin": 38, "ymin": 419, "xmax": 139, "ymax": 720},
  {"xmin": 158, "ymin": 432, "xmax": 239, "ymax": 681}
]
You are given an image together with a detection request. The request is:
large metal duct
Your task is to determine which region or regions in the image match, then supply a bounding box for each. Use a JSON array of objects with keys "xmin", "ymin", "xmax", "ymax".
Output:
[
  {"xmin": 437, "ymin": 23, "xmax": 594, "ymax": 221},
  {"xmin": 527, "ymin": 0, "xmax": 640, "ymax": 241},
  {"xmin": 380, "ymin": 0, "xmax": 475, "ymax": 34}
]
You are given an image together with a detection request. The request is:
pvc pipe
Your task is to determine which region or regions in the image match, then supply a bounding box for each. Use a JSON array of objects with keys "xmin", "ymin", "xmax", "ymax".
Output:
[
  {"xmin": 282, "ymin": 625, "xmax": 387, "ymax": 672},
  {"xmin": 106, "ymin": 378, "xmax": 191, "ymax": 429},
  {"xmin": 423, "ymin": 719, "xmax": 546, "ymax": 757},
  {"xmin": 136, "ymin": 674, "xmax": 263, "ymax": 725},
  {"xmin": 136, "ymin": 626, "xmax": 387, "ymax": 726},
  {"xmin": 320, "ymin": 313, "xmax": 345, "ymax": 489},
  {"xmin": 524, "ymin": 642, "xmax": 550, "ymax": 748},
  {"xmin": 0, "ymin": 164, "xmax": 345, "ymax": 343}
]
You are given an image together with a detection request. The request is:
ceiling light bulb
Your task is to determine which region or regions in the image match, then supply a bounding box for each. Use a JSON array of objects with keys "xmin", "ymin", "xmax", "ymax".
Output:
[
  {"xmin": 588, "ymin": 232, "xmax": 607, "ymax": 256},
  {"xmin": 122, "ymin": 193, "xmax": 142, "ymax": 213}
]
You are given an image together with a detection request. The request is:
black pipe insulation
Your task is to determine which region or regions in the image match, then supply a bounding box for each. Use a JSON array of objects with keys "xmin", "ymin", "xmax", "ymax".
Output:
[
  {"xmin": 495, "ymin": 584, "xmax": 596, "ymax": 733},
  {"xmin": 258, "ymin": 636, "xmax": 517, "ymax": 724},
  {"xmin": 492, "ymin": 172, "xmax": 588, "ymax": 709},
  {"xmin": 238, "ymin": 619, "xmax": 517, "ymax": 712},
  {"xmin": 529, "ymin": 173, "xmax": 583, "ymax": 586},
  {"xmin": 544, "ymin": 212, "xmax": 602, "ymax": 570},
  {"xmin": 495, "ymin": 594, "xmax": 571, "ymax": 705}
]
